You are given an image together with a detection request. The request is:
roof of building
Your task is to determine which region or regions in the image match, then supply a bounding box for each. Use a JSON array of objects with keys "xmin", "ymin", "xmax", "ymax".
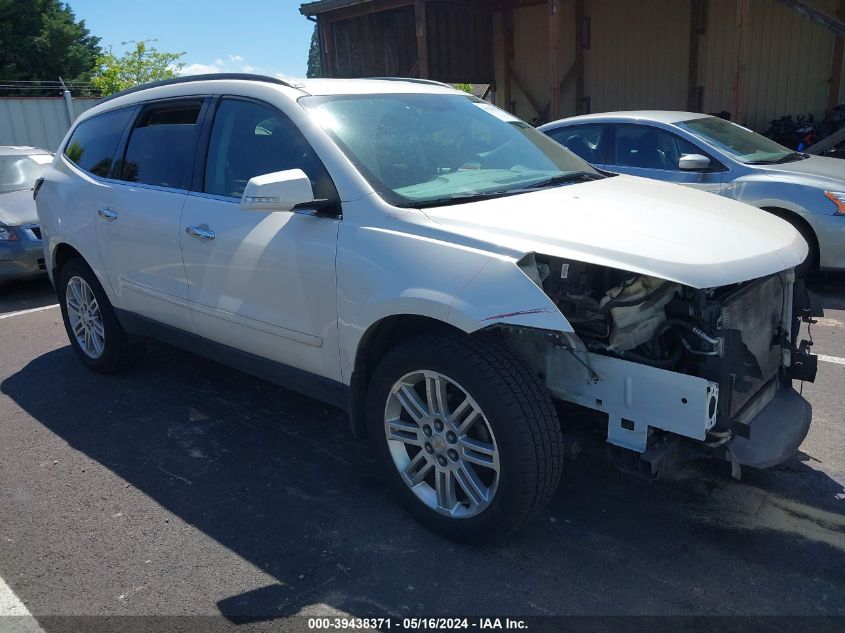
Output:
[
  {"xmin": 539, "ymin": 111, "xmax": 712, "ymax": 129},
  {"xmin": 299, "ymin": 0, "xmax": 369, "ymax": 16}
]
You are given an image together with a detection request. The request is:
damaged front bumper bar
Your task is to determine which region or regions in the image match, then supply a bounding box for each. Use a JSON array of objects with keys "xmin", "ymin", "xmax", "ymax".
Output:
[{"xmin": 727, "ymin": 384, "xmax": 812, "ymax": 469}]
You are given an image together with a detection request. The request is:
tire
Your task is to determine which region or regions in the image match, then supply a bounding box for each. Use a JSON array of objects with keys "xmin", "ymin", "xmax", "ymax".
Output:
[
  {"xmin": 57, "ymin": 258, "xmax": 144, "ymax": 373},
  {"xmin": 366, "ymin": 333, "xmax": 563, "ymax": 542}
]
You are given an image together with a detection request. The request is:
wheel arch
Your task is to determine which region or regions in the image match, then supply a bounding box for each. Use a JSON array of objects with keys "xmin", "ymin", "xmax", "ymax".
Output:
[
  {"xmin": 348, "ymin": 314, "xmax": 467, "ymax": 439},
  {"xmin": 761, "ymin": 206, "xmax": 819, "ymax": 266},
  {"xmin": 52, "ymin": 242, "xmax": 86, "ymax": 280}
]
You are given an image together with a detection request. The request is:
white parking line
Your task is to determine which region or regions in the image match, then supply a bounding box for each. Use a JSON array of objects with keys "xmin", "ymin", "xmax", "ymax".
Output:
[
  {"xmin": 0, "ymin": 573, "xmax": 45, "ymax": 632},
  {"xmin": 818, "ymin": 354, "xmax": 845, "ymax": 366},
  {"xmin": 0, "ymin": 304, "xmax": 59, "ymax": 320}
]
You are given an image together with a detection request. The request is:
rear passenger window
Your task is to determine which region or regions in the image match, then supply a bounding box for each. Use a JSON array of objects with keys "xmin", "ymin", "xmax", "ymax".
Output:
[
  {"xmin": 64, "ymin": 107, "xmax": 134, "ymax": 177},
  {"xmin": 118, "ymin": 101, "xmax": 203, "ymax": 189},
  {"xmin": 545, "ymin": 125, "xmax": 605, "ymax": 164},
  {"xmin": 204, "ymin": 98, "xmax": 335, "ymax": 199}
]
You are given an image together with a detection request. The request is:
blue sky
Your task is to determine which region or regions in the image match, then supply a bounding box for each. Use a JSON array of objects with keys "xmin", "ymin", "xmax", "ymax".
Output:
[{"xmin": 68, "ymin": 0, "xmax": 315, "ymax": 79}]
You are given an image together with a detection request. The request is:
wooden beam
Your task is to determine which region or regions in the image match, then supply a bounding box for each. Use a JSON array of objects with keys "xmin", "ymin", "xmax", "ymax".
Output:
[
  {"xmin": 776, "ymin": 0, "xmax": 845, "ymax": 38},
  {"xmin": 548, "ymin": 0, "xmax": 560, "ymax": 120},
  {"xmin": 574, "ymin": 0, "xmax": 586, "ymax": 115},
  {"xmin": 414, "ymin": 0, "xmax": 429, "ymax": 78},
  {"xmin": 829, "ymin": 0, "xmax": 845, "ymax": 110},
  {"xmin": 687, "ymin": 0, "xmax": 706, "ymax": 112},
  {"xmin": 733, "ymin": 0, "xmax": 751, "ymax": 124}
]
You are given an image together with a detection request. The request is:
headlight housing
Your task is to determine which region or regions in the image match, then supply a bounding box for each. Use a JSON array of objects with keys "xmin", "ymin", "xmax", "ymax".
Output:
[
  {"xmin": 0, "ymin": 226, "xmax": 20, "ymax": 241},
  {"xmin": 824, "ymin": 191, "xmax": 845, "ymax": 214}
]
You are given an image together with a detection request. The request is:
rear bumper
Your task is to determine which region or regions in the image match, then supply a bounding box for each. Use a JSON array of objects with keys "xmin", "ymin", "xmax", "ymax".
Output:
[
  {"xmin": 726, "ymin": 385, "xmax": 811, "ymax": 468},
  {"xmin": 0, "ymin": 232, "xmax": 46, "ymax": 281}
]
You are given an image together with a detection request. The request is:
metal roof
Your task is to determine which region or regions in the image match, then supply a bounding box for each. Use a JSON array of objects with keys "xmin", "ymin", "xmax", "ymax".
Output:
[{"xmin": 299, "ymin": 0, "xmax": 372, "ymax": 16}]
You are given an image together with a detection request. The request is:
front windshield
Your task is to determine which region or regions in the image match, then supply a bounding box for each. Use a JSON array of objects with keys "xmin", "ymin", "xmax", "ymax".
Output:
[
  {"xmin": 300, "ymin": 93, "xmax": 601, "ymax": 207},
  {"xmin": 0, "ymin": 154, "xmax": 50, "ymax": 193},
  {"xmin": 678, "ymin": 116, "xmax": 796, "ymax": 164}
]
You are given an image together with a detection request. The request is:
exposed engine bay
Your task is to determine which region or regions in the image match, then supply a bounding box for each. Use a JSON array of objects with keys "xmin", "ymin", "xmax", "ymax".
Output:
[{"xmin": 514, "ymin": 253, "xmax": 820, "ymax": 474}]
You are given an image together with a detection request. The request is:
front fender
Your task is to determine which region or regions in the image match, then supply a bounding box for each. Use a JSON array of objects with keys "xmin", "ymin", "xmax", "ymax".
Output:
[{"xmin": 337, "ymin": 222, "xmax": 571, "ymax": 382}]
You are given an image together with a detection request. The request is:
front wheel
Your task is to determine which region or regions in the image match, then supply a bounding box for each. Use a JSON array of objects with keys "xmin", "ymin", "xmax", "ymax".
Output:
[{"xmin": 366, "ymin": 333, "xmax": 563, "ymax": 541}]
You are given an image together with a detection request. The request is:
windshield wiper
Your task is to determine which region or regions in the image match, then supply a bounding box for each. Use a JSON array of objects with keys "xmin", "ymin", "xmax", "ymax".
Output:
[
  {"xmin": 520, "ymin": 171, "xmax": 604, "ymax": 189},
  {"xmin": 399, "ymin": 190, "xmax": 522, "ymax": 209},
  {"xmin": 746, "ymin": 152, "xmax": 807, "ymax": 165}
]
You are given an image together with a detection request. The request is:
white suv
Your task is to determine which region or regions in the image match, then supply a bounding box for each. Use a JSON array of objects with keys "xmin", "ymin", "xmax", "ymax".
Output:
[{"xmin": 36, "ymin": 75, "xmax": 819, "ymax": 540}]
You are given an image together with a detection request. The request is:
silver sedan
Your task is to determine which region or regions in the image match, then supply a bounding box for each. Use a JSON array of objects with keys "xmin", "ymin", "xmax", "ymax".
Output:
[
  {"xmin": 0, "ymin": 146, "xmax": 52, "ymax": 283},
  {"xmin": 539, "ymin": 112, "xmax": 845, "ymax": 275}
]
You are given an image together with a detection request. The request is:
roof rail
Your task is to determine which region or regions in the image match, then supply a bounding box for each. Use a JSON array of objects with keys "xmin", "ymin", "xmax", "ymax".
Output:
[
  {"xmin": 367, "ymin": 77, "xmax": 454, "ymax": 90},
  {"xmin": 97, "ymin": 73, "xmax": 301, "ymax": 105}
]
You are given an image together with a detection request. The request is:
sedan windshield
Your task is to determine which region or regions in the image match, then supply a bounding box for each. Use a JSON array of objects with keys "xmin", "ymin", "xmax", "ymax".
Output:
[
  {"xmin": 300, "ymin": 94, "xmax": 601, "ymax": 207},
  {"xmin": 677, "ymin": 116, "xmax": 800, "ymax": 164},
  {"xmin": 0, "ymin": 154, "xmax": 51, "ymax": 193}
]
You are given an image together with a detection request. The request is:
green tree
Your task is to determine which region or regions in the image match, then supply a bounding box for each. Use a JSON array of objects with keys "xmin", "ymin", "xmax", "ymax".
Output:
[
  {"xmin": 0, "ymin": 0, "xmax": 101, "ymax": 91},
  {"xmin": 453, "ymin": 83, "xmax": 474, "ymax": 94},
  {"xmin": 91, "ymin": 40, "xmax": 185, "ymax": 96},
  {"xmin": 306, "ymin": 24, "xmax": 322, "ymax": 79}
]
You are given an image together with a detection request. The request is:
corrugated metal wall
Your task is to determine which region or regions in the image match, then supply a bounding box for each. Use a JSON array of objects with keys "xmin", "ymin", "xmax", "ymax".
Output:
[
  {"xmin": 426, "ymin": 1, "xmax": 493, "ymax": 83},
  {"xmin": 493, "ymin": 0, "xmax": 845, "ymax": 130},
  {"xmin": 512, "ymin": 3, "xmax": 549, "ymax": 121},
  {"xmin": 328, "ymin": 7, "xmax": 417, "ymax": 77},
  {"xmin": 700, "ymin": 0, "xmax": 841, "ymax": 130},
  {"xmin": 585, "ymin": 0, "xmax": 691, "ymax": 113},
  {"xmin": 0, "ymin": 97, "xmax": 96, "ymax": 151}
]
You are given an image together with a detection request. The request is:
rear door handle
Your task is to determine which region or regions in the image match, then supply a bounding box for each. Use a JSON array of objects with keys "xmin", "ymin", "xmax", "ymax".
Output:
[
  {"xmin": 97, "ymin": 208, "xmax": 118, "ymax": 221},
  {"xmin": 186, "ymin": 225, "xmax": 215, "ymax": 240}
]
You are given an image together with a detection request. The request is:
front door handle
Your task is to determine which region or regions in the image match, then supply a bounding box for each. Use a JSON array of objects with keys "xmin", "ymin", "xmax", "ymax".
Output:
[
  {"xmin": 97, "ymin": 208, "xmax": 118, "ymax": 221},
  {"xmin": 186, "ymin": 225, "xmax": 215, "ymax": 240}
]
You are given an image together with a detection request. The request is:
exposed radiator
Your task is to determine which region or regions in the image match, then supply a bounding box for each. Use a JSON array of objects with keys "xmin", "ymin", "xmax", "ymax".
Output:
[{"xmin": 721, "ymin": 275, "xmax": 786, "ymax": 417}]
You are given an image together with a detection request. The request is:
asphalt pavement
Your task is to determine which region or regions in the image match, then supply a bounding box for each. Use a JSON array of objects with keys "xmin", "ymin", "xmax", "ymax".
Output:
[{"xmin": 0, "ymin": 275, "xmax": 843, "ymax": 631}]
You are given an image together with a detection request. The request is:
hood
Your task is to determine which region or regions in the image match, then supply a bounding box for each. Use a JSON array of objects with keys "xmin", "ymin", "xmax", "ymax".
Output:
[
  {"xmin": 758, "ymin": 155, "xmax": 845, "ymax": 188},
  {"xmin": 421, "ymin": 175, "xmax": 806, "ymax": 289},
  {"xmin": 0, "ymin": 189, "xmax": 38, "ymax": 226}
]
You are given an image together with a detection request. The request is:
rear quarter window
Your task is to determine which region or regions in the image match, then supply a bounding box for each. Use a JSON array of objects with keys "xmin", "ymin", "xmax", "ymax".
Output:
[
  {"xmin": 117, "ymin": 101, "xmax": 203, "ymax": 189},
  {"xmin": 64, "ymin": 107, "xmax": 134, "ymax": 177}
]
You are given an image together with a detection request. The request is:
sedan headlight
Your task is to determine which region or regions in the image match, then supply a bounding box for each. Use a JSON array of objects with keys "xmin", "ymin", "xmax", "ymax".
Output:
[
  {"xmin": 824, "ymin": 191, "xmax": 845, "ymax": 214},
  {"xmin": 0, "ymin": 226, "xmax": 20, "ymax": 241}
]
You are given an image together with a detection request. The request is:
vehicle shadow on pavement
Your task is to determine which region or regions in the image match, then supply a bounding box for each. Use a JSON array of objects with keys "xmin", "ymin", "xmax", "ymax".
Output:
[
  {"xmin": 0, "ymin": 278, "xmax": 56, "ymax": 315},
  {"xmin": 2, "ymin": 343, "xmax": 845, "ymax": 621},
  {"xmin": 808, "ymin": 273, "xmax": 845, "ymax": 310}
]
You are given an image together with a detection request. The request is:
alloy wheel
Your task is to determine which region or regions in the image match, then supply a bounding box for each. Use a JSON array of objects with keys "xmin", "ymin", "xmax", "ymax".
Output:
[
  {"xmin": 65, "ymin": 275, "xmax": 105, "ymax": 359},
  {"xmin": 384, "ymin": 370, "xmax": 500, "ymax": 518}
]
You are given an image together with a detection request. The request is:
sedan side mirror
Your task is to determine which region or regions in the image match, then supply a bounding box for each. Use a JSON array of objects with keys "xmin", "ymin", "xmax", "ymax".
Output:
[
  {"xmin": 240, "ymin": 169, "xmax": 315, "ymax": 212},
  {"xmin": 678, "ymin": 154, "xmax": 711, "ymax": 171}
]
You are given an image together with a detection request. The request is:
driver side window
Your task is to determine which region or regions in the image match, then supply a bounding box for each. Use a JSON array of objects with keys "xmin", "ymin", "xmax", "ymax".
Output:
[
  {"xmin": 204, "ymin": 98, "xmax": 335, "ymax": 200},
  {"xmin": 610, "ymin": 124, "xmax": 718, "ymax": 171}
]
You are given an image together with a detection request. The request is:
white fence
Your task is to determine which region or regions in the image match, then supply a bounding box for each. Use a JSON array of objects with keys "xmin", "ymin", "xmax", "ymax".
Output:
[{"xmin": 0, "ymin": 95, "xmax": 99, "ymax": 151}]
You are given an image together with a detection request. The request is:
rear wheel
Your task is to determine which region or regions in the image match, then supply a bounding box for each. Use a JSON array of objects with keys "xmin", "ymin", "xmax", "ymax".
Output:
[
  {"xmin": 367, "ymin": 333, "xmax": 563, "ymax": 541},
  {"xmin": 58, "ymin": 258, "xmax": 143, "ymax": 372}
]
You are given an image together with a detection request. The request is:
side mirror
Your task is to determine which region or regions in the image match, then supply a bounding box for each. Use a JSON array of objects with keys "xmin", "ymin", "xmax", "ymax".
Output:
[
  {"xmin": 240, "ymin": 169, "xmax": 315, "ymax": 213},
  {"xmin": 679, "ymin": 154, "xmax": 711, "ymax": 171}
]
